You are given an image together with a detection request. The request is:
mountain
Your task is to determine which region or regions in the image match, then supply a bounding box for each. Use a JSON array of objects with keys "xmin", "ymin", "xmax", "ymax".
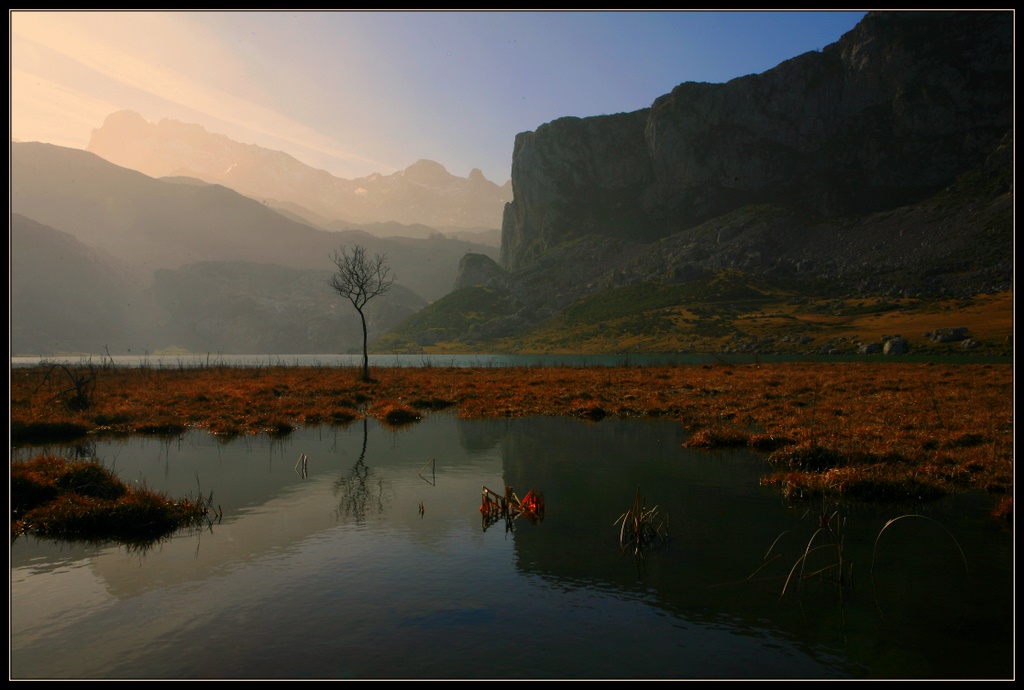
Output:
[
  {"xmin": 151, "ymin": 261, "xmax": 426, "ymax": 356},
  {"xmin": 377, "ymin": 11, "xmax": 1013, "ymax": 356},
  {"xmin": 10, "ymin": 143, "xmax": 498, "ymax": 355},
  {"xmin": 87, "ymin": 110, "xmax": 513, "ymax": 229},
  {"xmin": 239, "ymin": 198, "xmax": 500, "ymax": 247},
  {"xmin": 10, "ymin": 209, "xmax": 427, "ymax": 355},
  {"xmin": 501, "ymin": 11, "xmax": 1012, "ymax": 272},
  {"xmin": 10, "ymin": 12, "xmax": 1013, "ymax": 358},
  {"xmin": 11, "ymin": 141, "xmax": 333, "ymax": 279},
  {"xmin": 10, "ymin": 213, "xmax": 149, "ymax": 355},
  {"xmin": 10, "ymin": 141, "xmax": 498, "ymax": 302}
]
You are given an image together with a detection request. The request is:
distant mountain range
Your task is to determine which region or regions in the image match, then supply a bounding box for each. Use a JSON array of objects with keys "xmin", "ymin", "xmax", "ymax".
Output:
[
  {"xmin": 87, "ymin": 110, "xmax": 512, "ymax": 229},
  {"xmin": 10, "ymin": 142, "xmax": 498, "ymax": 355},
  {"xmin": 9, "ymin": 11, "xmax": 1013, "ymax": 359}
]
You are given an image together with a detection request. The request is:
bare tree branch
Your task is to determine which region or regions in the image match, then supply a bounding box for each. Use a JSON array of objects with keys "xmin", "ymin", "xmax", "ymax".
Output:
[{"xmin": 328, "ymin": 244, "xmax": 395, "ymax": 381}]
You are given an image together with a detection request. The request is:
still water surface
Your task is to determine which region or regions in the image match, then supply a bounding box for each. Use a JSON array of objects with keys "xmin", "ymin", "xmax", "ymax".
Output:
[
  {"xmin": 9, "ymin": 352, "xmax": 1013, "ymax": 369},
  {"xmin": 10, "ymin": 415, "xmax": 1013, "ymax": 679}
]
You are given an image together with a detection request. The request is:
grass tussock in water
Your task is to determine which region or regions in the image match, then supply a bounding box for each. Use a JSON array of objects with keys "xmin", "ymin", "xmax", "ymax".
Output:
[
  {"xmin": 10, "ymin": 361, "xmax": 1013, "ymax": 515},
  {"xmin": 11, "ymin": 455, "xmax": 211, "ymax": 545},
  {"xmin": 371, "ymin": 400, "xmax": 422, "ymax": 428}
]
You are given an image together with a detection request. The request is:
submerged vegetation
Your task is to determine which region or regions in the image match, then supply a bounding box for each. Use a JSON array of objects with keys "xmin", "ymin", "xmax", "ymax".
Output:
[{"xmin": 10, "ymin": 360, "xmax": 1013, "ymax": 529}]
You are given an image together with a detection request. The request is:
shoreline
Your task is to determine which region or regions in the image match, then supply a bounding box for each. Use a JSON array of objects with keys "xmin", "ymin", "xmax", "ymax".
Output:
[{"xmin": 10, "ymin": 361, "xmax": 1014, "ymax": 521}]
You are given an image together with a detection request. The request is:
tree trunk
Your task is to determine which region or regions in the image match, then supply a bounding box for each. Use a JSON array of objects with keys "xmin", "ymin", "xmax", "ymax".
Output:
[{"xmin": 358, "ymin": 308, "xmax": 369, "ymax": 381}]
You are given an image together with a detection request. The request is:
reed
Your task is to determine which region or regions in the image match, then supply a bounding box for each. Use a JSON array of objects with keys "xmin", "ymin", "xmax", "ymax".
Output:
[
  {"xmin": 614, "ymin": 486, "xmax": 669, "ymax": 556},
  {"xmin": 870, "ymin": 514, "xmax": 968, "ymax": 578},
  {"xmin": 780, "ymin": 506, "xmax": 850, "ymax": 597},
  {"xmin": 743, "ymin": 501, "xmax": 852, "ymax": 600},
  {"xmin": 746, "ymin": 500, "xmax": 971, "ymax": 606}
]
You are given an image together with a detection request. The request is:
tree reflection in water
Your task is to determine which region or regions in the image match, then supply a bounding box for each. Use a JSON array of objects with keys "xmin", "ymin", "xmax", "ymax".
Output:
[{"xmin": 332, "ymin": 417, "xmax": 391, "ymax": 522}]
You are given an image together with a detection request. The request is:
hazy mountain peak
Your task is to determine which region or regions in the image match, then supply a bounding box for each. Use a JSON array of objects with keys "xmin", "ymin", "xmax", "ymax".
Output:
[
  {"xmin": 404, "ymin": 159, "xmax": 450, "ymax": 176},
  {"xmin": 95, "ymin": 108, "xmax": 148, "ymax": 133},
  {"xmin": 86, "ymin": 110, "xmax": 510, "ymax": 229}
]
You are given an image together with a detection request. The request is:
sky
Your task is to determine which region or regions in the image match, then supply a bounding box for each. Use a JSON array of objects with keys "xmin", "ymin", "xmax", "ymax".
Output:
[{"xmin": 10, "ymin": 10, "xmax": 867, "ymax": 184}]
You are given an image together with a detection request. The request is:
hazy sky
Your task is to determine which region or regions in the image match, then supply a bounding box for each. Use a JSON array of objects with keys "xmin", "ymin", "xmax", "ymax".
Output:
[{"xmin": 11, "ymin": 10, "xmax": 866, "ymax": 184}]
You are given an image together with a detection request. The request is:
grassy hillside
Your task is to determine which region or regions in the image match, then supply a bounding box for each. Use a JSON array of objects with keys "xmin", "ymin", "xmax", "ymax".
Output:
[
  {"xmin": 374, "ymin": 269, "xmax": 1013, "ymax": 357},
  {"xmin": 372, "ymin": 286, "xmax": 520, "ymax": 351}
]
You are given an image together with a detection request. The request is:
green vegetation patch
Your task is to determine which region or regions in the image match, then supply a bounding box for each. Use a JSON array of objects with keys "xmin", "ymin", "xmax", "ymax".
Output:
[
  {"xmin": 560, "ymin": 282, "xmax": 684, "ymax": 325},
  {"xmin": 374, "ymin": 285, "xmax": 517, "ymax": 350},
  {"xmin": 561, "ymin": 273, "xmax": 771, "ymax": 327}
]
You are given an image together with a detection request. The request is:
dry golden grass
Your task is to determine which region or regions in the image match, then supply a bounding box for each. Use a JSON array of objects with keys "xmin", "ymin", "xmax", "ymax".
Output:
[
  {"xmin": 410, "ymin": 290, "xmax": 1012, "ymax": 356},
  {"xmin": 10, "ymin": 361, "xmax": 1013, "ymax": 517},
  {"xmin": 11, "ymin": 454, "xmax": 211, "ymax": 543},
  {"xmin": 792, "ymin": 292, "xmax": 1014, "ymax": 346}
]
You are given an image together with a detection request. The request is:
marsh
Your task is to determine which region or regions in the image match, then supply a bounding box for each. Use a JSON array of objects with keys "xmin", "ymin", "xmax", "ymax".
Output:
[{"xmin": 10, "ymin": 414, "xmax": 1013, "ymax": 679}]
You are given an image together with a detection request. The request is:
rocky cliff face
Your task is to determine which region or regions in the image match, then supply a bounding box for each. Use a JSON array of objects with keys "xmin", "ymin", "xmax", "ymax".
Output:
[
  {"xmin": 453, "ymin": 252, "xmax": 504, "ymax": 290},
  {"xmin": 501, "ymin": 11, "xmax": 1013, "ymax": 272}
]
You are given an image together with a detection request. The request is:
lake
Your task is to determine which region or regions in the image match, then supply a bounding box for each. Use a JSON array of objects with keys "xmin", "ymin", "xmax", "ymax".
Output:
[
  {"xmin": 9, "ymin": 352, "xmax": 1014, "ymax": 370},
  {"xmin": 10, "ymin": 415, "xmax": 1014, "ymax": 679}
]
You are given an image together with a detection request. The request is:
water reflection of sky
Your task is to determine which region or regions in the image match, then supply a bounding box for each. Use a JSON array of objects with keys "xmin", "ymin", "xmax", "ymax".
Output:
[{"xmin": 10, "ymin": 415, "xmax": 1014, "ymax": 679}]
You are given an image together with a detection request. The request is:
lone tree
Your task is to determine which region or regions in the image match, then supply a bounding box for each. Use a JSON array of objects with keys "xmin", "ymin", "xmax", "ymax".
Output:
[{"xmin": 328, "ymin": 244, "xmax": 395, "ymax": 381}]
